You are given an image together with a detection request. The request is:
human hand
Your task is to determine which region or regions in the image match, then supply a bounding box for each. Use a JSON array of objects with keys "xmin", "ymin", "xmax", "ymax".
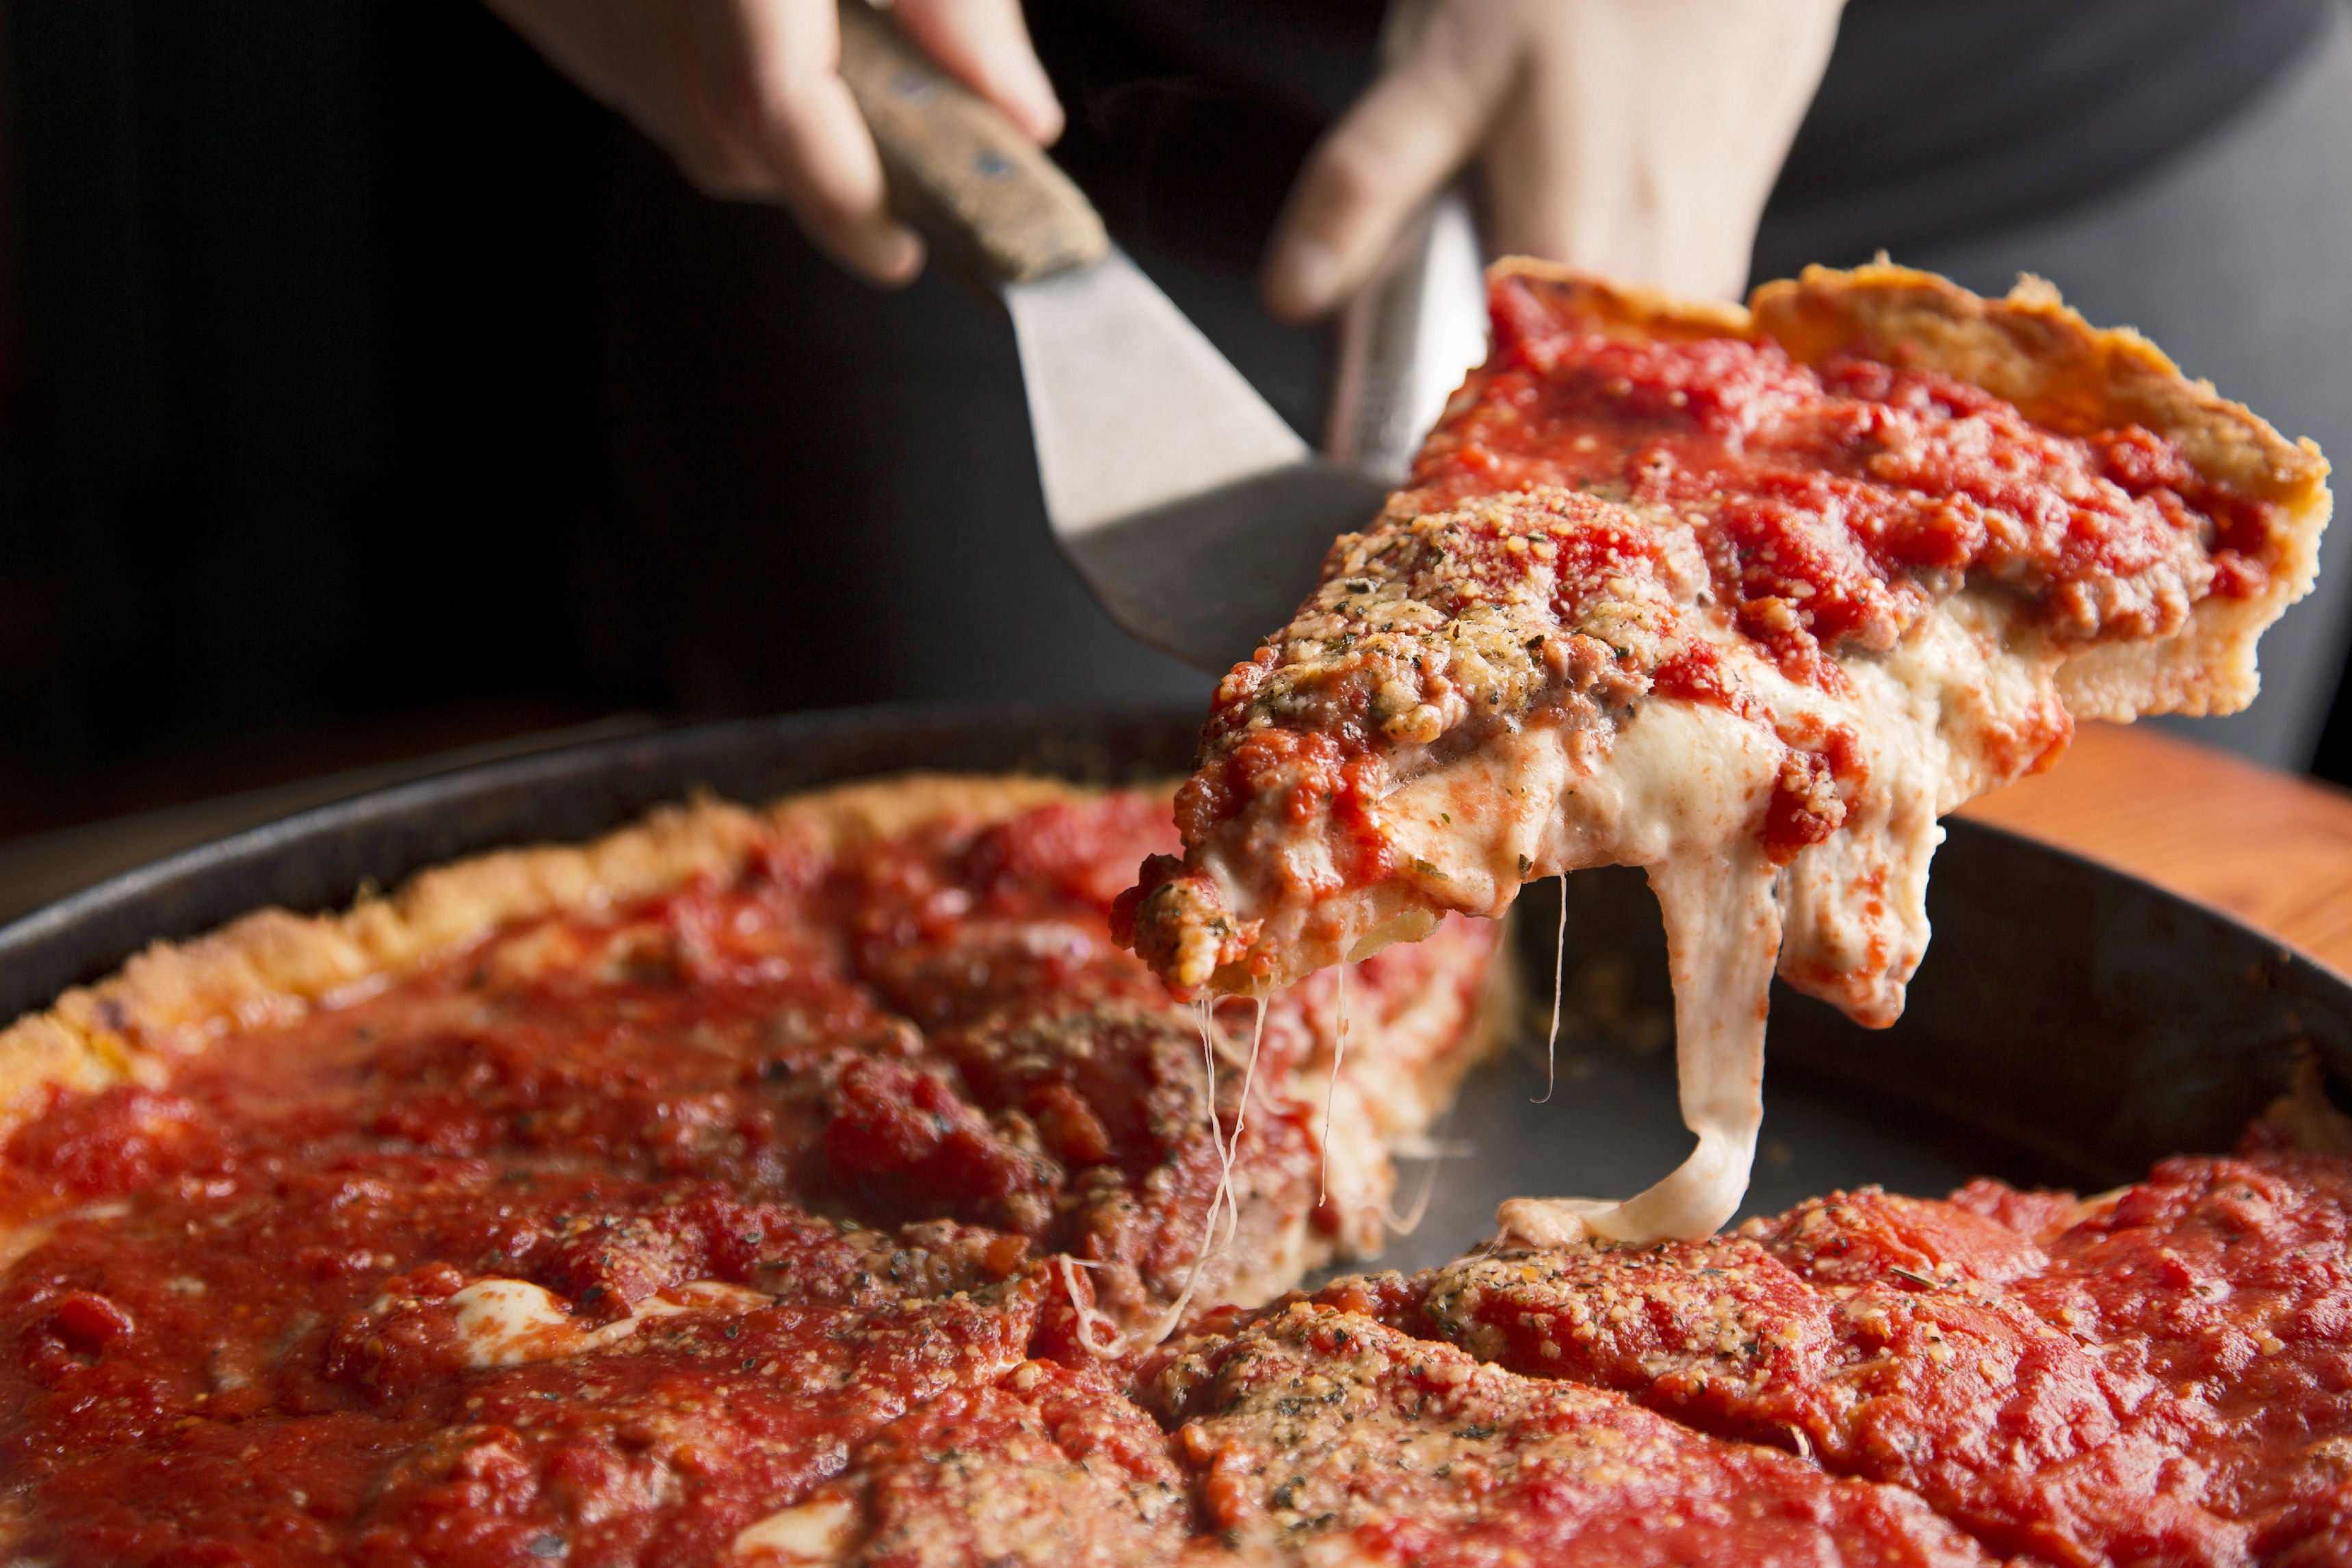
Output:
[
  {"xmin": 488, "ymin": 0, "xmax": 1064, "ymax": 285},
  {"xmin": 1262, "ymin": 0, "xmax": 1845, "ymax": 319}
]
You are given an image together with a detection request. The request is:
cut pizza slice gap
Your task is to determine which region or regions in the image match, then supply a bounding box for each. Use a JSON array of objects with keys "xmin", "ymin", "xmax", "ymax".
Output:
[{"xmin": 1116, "ymin": 259, "xmax": 2331, "ymax": 1246}]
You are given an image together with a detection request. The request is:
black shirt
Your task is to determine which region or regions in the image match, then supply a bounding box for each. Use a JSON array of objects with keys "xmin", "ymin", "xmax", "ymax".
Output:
[{"xmin": 1755, "ymin": 0, "xmax": 2334, "ymax": 278}]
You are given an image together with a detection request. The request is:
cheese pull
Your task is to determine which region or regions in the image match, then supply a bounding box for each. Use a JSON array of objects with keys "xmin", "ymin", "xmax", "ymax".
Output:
[
  {"xmin": 1120, "ymin": 261, "xmax": 2330, "ymax": 1244},
  {"xmin": 1500, "ymin": 848, "xmax": 1779, "ymax": 1246}
]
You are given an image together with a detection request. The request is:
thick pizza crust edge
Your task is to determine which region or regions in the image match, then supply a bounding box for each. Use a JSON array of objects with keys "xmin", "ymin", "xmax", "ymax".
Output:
[
  {"xmin": 0, "ymin": 774, "xmax": 1095, "ymax": 1142},
  {"xmin": 1491, "ymin": 257, "xmax": 2334, "ymax": 721}
]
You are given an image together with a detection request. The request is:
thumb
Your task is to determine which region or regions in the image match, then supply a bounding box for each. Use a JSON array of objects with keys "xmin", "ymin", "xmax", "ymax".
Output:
[{"xmin": 1261, "ymin": 5, "xmax": 1515, "ymax": 322}]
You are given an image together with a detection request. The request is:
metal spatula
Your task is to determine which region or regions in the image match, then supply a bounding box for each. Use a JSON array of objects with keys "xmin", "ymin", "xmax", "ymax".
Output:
[{"xmin": 839, "ymin": 3, "xmax": 1483, "ymax": 674}]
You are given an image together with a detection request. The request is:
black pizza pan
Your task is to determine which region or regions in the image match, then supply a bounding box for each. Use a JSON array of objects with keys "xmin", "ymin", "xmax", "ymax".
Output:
[{"xmin": 1, "ymin": 705, "xmax": 2344, "ymax": 1275}]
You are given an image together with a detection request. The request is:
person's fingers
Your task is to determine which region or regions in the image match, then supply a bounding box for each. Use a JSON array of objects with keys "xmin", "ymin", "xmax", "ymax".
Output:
[
  {"xmin": 492, "ymin": 0, "xmax": 922, "ymax": 284},
  {"xmin": 1476, "ymin": 8, "xmax": 1632, "ymax": 283},
  {"xmin": 687, "ymin": 0, "xmax": 924, "ymax": 283},
  {"xmin": 1478, "ymin": 0, "xmax": 1844, "ymax": 300},
  {"xmin": 1261, "ymin": 7, "xmax": 1516, "ymax": 322},
  {"xmin": 891, "ymin": 0, "xmax": 1065, "ymax": 144}
]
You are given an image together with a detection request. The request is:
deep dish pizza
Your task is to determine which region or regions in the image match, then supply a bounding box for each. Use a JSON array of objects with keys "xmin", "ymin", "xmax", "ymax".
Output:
[
  {"xmin": 1155, "ymin": 1121, "xmax": 2352, "ymax": 1568},
  {"xmin": 1120, "ymin": 260, "xmax": 2332, "ymax": 1245},
  {"xmin": 2, "ymin": 778, "xmax": 2351, "ymax": 1566},
  {"xmin": 0, "ymin": 777, "xmax": 1502, "ymax": 1565},
  {"xmin": 0, "ymin": 258, "xmax": 2342, "ymax": 1567}
]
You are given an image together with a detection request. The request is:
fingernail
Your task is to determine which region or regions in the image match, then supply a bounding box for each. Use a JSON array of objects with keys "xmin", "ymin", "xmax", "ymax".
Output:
[
  {"xmin": 1275, "ymin": 239, "xmax": 1341, "ymax": 320},
  {"xmin": 1002, "ymin": 56, "xmax": 1064, "ymax": 142},
  {"xmin": 861, "ymin": 225, "xmax": 924, "ymax": 287},
  {"xmin": 1028, "ymin": 91, "xmax": 1067, "ymax": 144}
]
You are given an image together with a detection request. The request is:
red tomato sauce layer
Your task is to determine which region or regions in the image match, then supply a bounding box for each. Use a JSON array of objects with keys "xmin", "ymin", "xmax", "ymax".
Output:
[
  {"xmin": 10, "ymin": 785, "xmax": 2351, "ymax": 1567},
  {"xmin": 1411, "ymin": 274, "xmax": 2273, "ymax": 684},
  {"xmin": 1336, "ymin": 1139, "xmax": 2352, "ymax": 1568},
  {"xmin": 0, "ymin": 793, "xmax": 1305, "ymax": 1568}
]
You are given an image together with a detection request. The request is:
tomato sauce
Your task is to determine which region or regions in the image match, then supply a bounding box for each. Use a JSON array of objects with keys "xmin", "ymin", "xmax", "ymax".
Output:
[
  {"xmin": 1378, "ymin": 1147, "xmax": 2352, "ymax": 1567},
  {"xmin": 0, "ymin": 794, "xmax": 1296, "ymax": 1567},
  {"xmin": 1162, "ymin": 274, "xmax": 2203, "ymax": 897},
  {"xmin": 1411, "ymin": 273, "xmax": 2271, "ymax": 684},
  {"xmin": 5, "ymin": 795, "xmax": 2346, "ymax": 1568}
]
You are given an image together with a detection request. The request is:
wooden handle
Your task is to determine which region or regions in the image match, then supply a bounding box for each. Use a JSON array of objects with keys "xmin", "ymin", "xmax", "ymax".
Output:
[{"xmin": 837, "ymin": 2, "xmax": 1107, "ymax": 286}]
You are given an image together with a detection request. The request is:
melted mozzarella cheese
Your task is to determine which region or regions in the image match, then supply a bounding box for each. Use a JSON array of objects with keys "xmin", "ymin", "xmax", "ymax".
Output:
[
  {"xmin": 446, "ymin": 1277, "xmax": 772, "ymax": 1369},
  {"xmin": 731, "ymin": 1495, "xmax": 860, "ymax": 1563},
  {"xmin": 1499, "ymin": 845, "xmax": 1779, "ymax": 1244},
  {"xmin": 1168, "ymin": 493, "xmax": 2072, "ymax": 1249},
  {"xmin": 445, "ymin": 1279, "xmax": 582, "ymax": 1367},
  {"xmin": 1469, "ymin": 591, "xmax": 2060, "ymax": 1245},
  {"xmin": 1493, "ymin": 690, "xmax": 1788, "ymax": 1243}
]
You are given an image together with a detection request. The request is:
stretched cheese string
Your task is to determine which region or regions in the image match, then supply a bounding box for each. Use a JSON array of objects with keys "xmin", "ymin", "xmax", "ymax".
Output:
[
  {"xmin": 1498, "ymin": 844, "xmax": 1781, "ymax": 1246},
  {"xmin": 1056, "ymin": 1256, "xmax": 1127, "ymax": 1357},
  {"xmin": 1127, "ymin": 993, "xmax": 1274, "ymax": 1350},
  {"xmin": 1317, "ymin": 955, "xmax": 1452, "ymax": 1238},
  {"xmin": 1319, "ymin": 963, "xmax": 1349, "ymax": 1205},
  {"xmin": 1201, "ymin": 997, "xmax": 1251, "ymax": 1256},
  {"xmin": 1130, "ymin": 999, "xmax": 1234, "ymax": 1348},
  {"xmin": 1318, "ymin": 960, "xmax": 1448, "ymax": 1237},
  {"xmin": 1532, "ymin": 873, "xmax": 1568, "ymax": 1104},
  {"xmin": 1236, "ymin": 993, "xmax": 1269, "ymax": 1157},
  {"xmin": 1205, "ymin": 995, "xmax": 1270, "ymax": 1257}
]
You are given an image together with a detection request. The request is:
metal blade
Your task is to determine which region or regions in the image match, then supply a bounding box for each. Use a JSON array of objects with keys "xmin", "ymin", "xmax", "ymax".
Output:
[
  {"xmin": 1006, "ymin": 249, "xmax": 1386, "ymax": 671},
  {"xmin": 1059, "ymin": 462, "xmax": 1390, "ymax": 674},
  {"xmin": 1325, "ymin": 185, "xmax": 1489, "ymax": 485},
  {"xmin": 1006, "ymin": 248, "xmax": 1308, "ymax": 534}
]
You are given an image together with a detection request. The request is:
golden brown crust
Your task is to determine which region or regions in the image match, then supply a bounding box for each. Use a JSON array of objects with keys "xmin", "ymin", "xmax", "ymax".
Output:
[
  {"xmin": 0, "ymin": 774, "xmax": 1106, "ymax": 1144},
  {"xmin": 1493, "ymin": 265, "xmax": 1753, "ymax": 345},
  {"xmin": 1497, "ymin": 257, "xmax": 2326, "ymax": 504},
  {"xmin": 1490, "ymin": 257, "xmax": 2334, "ymax": 720},
  {"xmin": 1747, "ymin": 266, "xmax": 2323, "ymax": 502}
]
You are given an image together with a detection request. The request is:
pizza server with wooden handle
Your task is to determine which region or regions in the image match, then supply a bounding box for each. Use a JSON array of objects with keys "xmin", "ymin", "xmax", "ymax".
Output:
[{"xmin": 837, "ymin": 1, "xmax": 1417, "ymax": 675}]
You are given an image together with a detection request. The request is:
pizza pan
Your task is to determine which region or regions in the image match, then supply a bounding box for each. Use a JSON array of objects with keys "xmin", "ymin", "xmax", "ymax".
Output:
[{"xmin": 0, "ymin": 703, "xmax": 2344, "ymax": 1276}]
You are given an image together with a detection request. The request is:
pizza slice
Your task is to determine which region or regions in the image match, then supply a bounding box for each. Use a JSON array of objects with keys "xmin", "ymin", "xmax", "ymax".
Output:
[{"xmin": 1116, "ymin": 260, "xmax": 2331, "ymax": 1246}]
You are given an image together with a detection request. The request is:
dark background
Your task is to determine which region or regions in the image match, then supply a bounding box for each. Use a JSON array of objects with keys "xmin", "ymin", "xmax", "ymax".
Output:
[
  {"xmin": 0, "ymin": 2, "xmax": 613, "ymax": 837},
  {"xmin": 2, "ymin": 0, "xmax": 2347, "ymax": 849}
]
